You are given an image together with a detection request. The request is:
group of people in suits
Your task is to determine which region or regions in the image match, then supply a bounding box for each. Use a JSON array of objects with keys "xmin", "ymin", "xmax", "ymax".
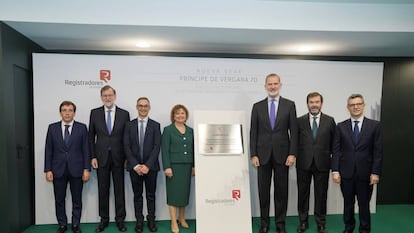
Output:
[
  {"xmin": 45, "ymin": 72, "xmax": 383, "ymax": 233},
  {"xmin": 44, "ymin": 85, "xmax": 195, "ymax": 233},
  {"xmin": 250, "ymin": 73, "xmax": 383, "ymax": 233}
]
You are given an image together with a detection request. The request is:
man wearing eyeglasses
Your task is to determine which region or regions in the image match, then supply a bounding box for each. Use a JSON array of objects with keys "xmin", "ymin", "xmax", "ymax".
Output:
[
  {"xmin": 124, "ymin": 97, "xmax": 161, "ymax": 233},
  {"xmin": 331, "ymin": 94, "xmax": 383, "ymax": 233}
]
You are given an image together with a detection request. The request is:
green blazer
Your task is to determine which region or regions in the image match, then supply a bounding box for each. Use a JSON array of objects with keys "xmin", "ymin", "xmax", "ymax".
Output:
[{"xmin": 161, "ymin": 124, "xmax": 194, "ymax": 169}]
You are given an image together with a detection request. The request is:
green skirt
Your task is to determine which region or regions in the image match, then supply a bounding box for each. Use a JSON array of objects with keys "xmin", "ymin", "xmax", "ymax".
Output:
[{"xmin": 166, "ymin": 163, "xmax": 192, "ymax": 207}]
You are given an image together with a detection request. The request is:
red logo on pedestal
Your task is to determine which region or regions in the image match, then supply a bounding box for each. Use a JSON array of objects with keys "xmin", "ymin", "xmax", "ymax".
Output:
[
  {"xmin": 100, "ymin": 70, "xmax": 111, "ymax": 83},
  {"xmin": 232, "ymin": 190, "xmax": 241, "ymax": 200}
]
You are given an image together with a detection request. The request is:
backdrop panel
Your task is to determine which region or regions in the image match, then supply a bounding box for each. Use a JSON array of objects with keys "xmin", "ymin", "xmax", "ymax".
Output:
[{"xmin": 33, "ymin": 53, "xmax": 383, "ymax": 224}]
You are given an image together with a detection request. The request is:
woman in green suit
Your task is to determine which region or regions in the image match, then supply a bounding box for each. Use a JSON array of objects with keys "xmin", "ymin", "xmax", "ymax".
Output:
[{"xmin": 162, "ymin": 104, "xmax": 194, "ymax": 233}]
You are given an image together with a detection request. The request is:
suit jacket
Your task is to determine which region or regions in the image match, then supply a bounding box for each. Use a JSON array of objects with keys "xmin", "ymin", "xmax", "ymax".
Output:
[
  {"xmin": 44, "ymin": 121, "xmax": 90, "ymax": 178},
  {"xmin": 123, "ymin": 118, "xmax": 161, "ymax": 171},
  {"xmin": 331, "ymin": 117, "xmax": 383, "ymax": 180},
  {"xmin": 89, "ymin": 106, "xmax": 130, "ymax": 167},
  {"xmin": 296, "ymin": 113, "xmax": 336, "ymax": 172},
  {"xmin": 250, "ymin": 96, "xmax": 298, "ymax": 165},
  {"xmin": 161, "ymin": 124, "xmax": 194, "ymax": 169}
]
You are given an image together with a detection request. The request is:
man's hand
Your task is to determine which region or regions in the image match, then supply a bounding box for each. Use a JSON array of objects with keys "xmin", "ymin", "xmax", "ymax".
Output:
[
  {"xmin": 91, "ymin": 158, "xmax": 98, "ymax": 169},
  {"xmin": 370, "ymin": 174, "xmax": 380, "ymax": 185},
  {"xmin": 251, "ymin": 156, "xmax": 260, "ymax": 167},
  {"xmin": 332, "ymin": 172, "xmax": 341, "ymax": 184},
  {"xmin": 82, "ymin": 170, "xmax": 90, "ymax": 182},
  {"xmin": 285, "ymin": 155, "xmax": 296, "ymax": 167},
  {"xmin": 45, "ymin": 171, "xmax": 53, "ymax": 182}
]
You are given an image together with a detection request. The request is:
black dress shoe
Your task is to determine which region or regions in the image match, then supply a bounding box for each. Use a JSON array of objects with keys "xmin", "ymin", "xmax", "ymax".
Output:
[
  {"xmin": 95, "ymin": 222, "xmax": 108, "ymax": 232},
  {"xmin": 56, "ymin": 225, "xmax": 67, "ymax": 233},
  {"xmin": 297, "ymin": 222, "xmax": 308, "ymax": 233},
  {"xmin": 135, "ymin": 222, "xmax": 143, "ymax": 233},
  {"xmin": 148, "ymin": 221, "xmax": 158, "ymax": 232},
  {"xmin": 117, "ymin": 222, "xmax": 127, "ymax": 232},
  {"xmin": 259, "ymin": 226, "xmax": 269, "ymax": 233},
  {"xmin": 317, "ymin": 225, "xmax": 327, "ymax": 233},
  {"xmin": 72, "ymin": 225, "xmax": 81, "ymax": 233},
  {"xmin": 297, "ymin": 222, "xmax": 308, "ymax": 232}
]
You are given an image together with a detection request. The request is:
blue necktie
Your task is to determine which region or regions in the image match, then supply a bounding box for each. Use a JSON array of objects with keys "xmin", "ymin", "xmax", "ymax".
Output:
[
  {"xmin": 139, "ymin": 120, "xmax": 144, "ymax": 160},
  {"xmin": 64, "ymin": 124, "xmax": 70, "ymax": 146},
  {"xmin": 312, "ymin": 116, "xmax": 318, "ymax": 139},
  {"xmin": 106, "ymin": 109, "xmax": 112, "ymax": 134},
  {"xmin": 353, "ymin": 120, "xmax": 360, "ymax": 141},
  {"xmin": 270, "ymin": 99, "xmax": 276, "ymax": 129}
]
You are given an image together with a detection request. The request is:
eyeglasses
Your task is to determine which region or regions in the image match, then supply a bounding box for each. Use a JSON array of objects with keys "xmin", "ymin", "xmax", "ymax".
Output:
[
  {"xmin": 137, "ymin": 105, "xmax": 150, "ymax": 108},
  {"xmin": 348, "ymin": 103, "xmax": 364, "ymax": 108}
]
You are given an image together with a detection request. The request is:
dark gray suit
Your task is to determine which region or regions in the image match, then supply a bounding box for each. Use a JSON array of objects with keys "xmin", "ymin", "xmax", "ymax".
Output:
[
  {"xmin": 296, "ymin": 113, "xmax": 335, "ymax": 227},
  {"xmin": 89, "ymin": 106, "xmax": 130, "ymax": 223},
  {"xmin": 250, "ymin": 96, "xmax": 298, "ymax": 230},
  {"xmin": 124, "ymin": 118, "xmax": 161, "ymax": 222}
]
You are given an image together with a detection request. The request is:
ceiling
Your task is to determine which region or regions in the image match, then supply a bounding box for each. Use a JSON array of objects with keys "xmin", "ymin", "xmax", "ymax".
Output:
[{"xmin": 2, "ymin": 0, "xmax": 414, "ymax": 57}]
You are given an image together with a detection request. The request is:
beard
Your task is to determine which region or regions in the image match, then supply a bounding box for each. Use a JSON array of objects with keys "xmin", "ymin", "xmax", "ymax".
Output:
[{"xmin": 267, "ymin": 90, "xmax": 279, "ymax": 97}]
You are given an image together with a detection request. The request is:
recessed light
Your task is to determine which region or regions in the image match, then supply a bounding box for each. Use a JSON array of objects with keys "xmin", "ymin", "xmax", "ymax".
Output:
[
  {"xmin": 135, "ymin": 41, "xmax": 151, "ymax": 48},
  {"xmin": 297, "ymin": 45, "xmax": 314, "ymax": 52}
]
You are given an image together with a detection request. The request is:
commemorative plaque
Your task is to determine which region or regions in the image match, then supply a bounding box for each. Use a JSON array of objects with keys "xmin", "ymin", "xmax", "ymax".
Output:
[{"xmin": 198, "ymin": 124, "xmax": 243, "ymax": 155}]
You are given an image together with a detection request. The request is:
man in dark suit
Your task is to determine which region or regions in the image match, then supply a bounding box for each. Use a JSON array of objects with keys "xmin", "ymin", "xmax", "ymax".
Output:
[
  {"xmin": 331, "ymin": 94, "xmax": 383, "ymax": 233},
  {"xmin": 250, "ymin": 73, "xmax": 298, "ymax": 233},
  {"xmin": 124, "ymin": 97, "xmax": 161, "ymax": 233},
  {"xmin": 89, "ymin": 85, "xmax": 130, "ymax": 232},
  {"xmin": 44, "ymin": 101, "xmax": 90, "ymax": 233},
  {"xmin": 296, "ymin": 92, "xmax": 336, "ymax": 233}
]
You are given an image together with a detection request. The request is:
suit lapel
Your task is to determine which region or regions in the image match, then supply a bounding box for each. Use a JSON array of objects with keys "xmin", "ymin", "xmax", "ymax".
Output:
[
  {"xmin": 56, "ymin": 122, "xmax": 65, "ymax": 146},
  {"xmin": 358, "ymin": 117, "xmax": 368, "ymax": 142},
  {"xmin": 259, "ymin": 98, "xmax": 272, "ymax": 130},
  {"xmin": 113, "ymin": 106, "xmax": 122, "ymax": 135},
  {"xmin": 132, "ymin": 119, "xmax": 139, "ymax": 145},
  {"xmin": 97, "ymin": 107, "xmax": 110, "ymax": 135},
  {"xmin": 274, "ymin": 97, "xmax": 285, "ymax": 130}
]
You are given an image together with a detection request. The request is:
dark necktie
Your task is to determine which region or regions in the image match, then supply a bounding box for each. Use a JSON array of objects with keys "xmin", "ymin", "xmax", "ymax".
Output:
[
  {"xmin": 270, "ymin": 99, "xmax": 276, "ymax": 129},
  {"xmin": 353, "ymin": 120, "xmax": 360, "ymax": 141},
  {"xmin": 106, "ymin": 109, "xmax": 112, "ymax": 134},
  {"xmin": 64, "ymin": 124, "xmax": 70, "ymax": 146},
  {"xmin": 312, "ymin": 116, "xmax": 318, "ymax": 139},
  {"xmin": 139, "ymin": 120, "xmax": 144, "ymax": 159}
]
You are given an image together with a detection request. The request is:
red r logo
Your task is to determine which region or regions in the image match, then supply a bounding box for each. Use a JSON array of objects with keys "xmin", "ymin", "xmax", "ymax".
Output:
[
  {"xmin": 232, "ymin": 190, "xmax": 241, "ymax": 200},
  {"xmin": 100, "ymin": 70, "xmax": 111, "ymax": 83}
]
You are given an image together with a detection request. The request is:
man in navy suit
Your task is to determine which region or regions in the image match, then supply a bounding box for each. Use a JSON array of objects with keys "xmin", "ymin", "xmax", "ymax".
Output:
[
  {"xmin": 124, "ymin": 97, "xmax": 161, "ymax": 233},
  {"xmin": 296, "ymin": 92, "xmax": 336, "ymax": 233},
  {"xmin": 331, "ymin": 94, "xmax": 383, "ymax": 233},
  {"xmin": 89, "ymin": 85, "xmax": 130, "ymax": 232},
  {"xmin": 44, "ymin": 101, "xmax": 90, "ymax": 233},
  {"xmin": 250, "ymin": 73, "xmax": 298, "ymax": 233}
]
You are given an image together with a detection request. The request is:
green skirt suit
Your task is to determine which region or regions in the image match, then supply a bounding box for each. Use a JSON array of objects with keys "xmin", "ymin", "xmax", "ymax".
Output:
[{"xmin": 161, "ymin": 124, "xmax": 194, "ymax": 207}]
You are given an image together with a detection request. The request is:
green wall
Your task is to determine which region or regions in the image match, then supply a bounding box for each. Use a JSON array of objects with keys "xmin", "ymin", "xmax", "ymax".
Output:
[
  {"xmin": 378, "ymin": 61, "xmax": 414, "ymax": 204},
  {"xmin": 0, "ymin": 22, "xmax": 43, "ymax": 233}
]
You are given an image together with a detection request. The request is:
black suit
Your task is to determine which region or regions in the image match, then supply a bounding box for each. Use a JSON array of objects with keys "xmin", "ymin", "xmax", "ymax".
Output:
[
  {"xmin": 296, "ymin": 113, "xmax": 335, "ymax": 227},
  {"xmin": 250, "ymin": 96, "xmax": 298, "ymax": 230},
  {"xmin": 331, "ymin": 117, "xmax": 383, "ymax": 233},
  {"xmin": 89, "ymin": 106, "xmax": 130, "ymax": 223},
  {"xmin": 124, "ymin": 118, "xmax": 161, "ymax": 223},
  {"xmin": 44, "ymin": 121, "xmax": 90, "ymax": 227}
]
